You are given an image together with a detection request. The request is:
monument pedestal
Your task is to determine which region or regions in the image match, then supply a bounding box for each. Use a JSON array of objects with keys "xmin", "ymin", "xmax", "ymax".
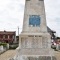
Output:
[
  {"xmin": 14, "ymin": 55, "xmax": 56, "ymax": 60},
  {"xmin": 9, "ymin": 0, "xmax": 56, "ymax": 60},
  {"xmin": 11, "ymin": 32, "xmax": 56, "ymax": 60}
]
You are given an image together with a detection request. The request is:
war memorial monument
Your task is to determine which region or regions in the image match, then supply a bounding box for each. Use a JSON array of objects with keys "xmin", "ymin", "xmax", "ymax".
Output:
[{"xmin": 11, "ymin": 0, "xmax": 56, "ymax": 60}]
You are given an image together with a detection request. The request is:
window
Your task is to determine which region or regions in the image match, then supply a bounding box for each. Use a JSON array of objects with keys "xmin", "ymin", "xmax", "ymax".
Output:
[
  {"xmin": 0, "ymin": 35, "xmax": 3, "ymax": 38},
  {"xmin": 10, "ymin": 35, "xmax": 13, "ymax": 38},
  {"xmin": 29, "ymin": 15, "xmax": 41, "ymax": 27},
  {"xmin": 5, "ymin": 35, "xmax": 8, "ymax": 38}
]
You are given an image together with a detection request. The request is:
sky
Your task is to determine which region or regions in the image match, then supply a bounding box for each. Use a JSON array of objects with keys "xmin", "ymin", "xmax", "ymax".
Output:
[{"xmin": 0, "ymin": 0, "xmax": 60, "ymax": 36}]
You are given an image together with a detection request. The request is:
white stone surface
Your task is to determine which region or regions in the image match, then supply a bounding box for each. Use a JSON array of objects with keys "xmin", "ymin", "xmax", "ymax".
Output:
[
  {"xmin": 0, "ymin": 46, "xmax": 3, "ymax": 51},
  {"xmin": 11, "ymin": 0, "xmax": 54, "ymax": 60},
  {"xmin": 7, "ymin": 44, "xmax": 9, "ymax": 49},
  {"xmin": 0, "ymin": 46, "xmax": 4, "ymax": 54},
  {"xmin": 22, "ymin": 0, "xmax": 47, "ymax": 33}
]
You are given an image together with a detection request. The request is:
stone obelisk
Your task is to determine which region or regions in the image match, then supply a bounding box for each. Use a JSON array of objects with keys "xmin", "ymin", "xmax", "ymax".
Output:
[{"xmin": 13, "ymin": 0, "xmax": 56, "ymax": 60}]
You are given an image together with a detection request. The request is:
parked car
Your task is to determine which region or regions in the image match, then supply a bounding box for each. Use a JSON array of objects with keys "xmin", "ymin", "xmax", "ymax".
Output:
[{"xmin": 51, "ymin": 42, "xmax": 56, "ymax": 49}]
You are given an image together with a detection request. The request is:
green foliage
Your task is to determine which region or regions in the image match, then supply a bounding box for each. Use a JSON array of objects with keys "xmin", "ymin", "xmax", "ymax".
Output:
[
  {"xmin": 9, "ymin": 45, "xmax": 18, "ymax": 49},
  {"xmin": 0, "ymin": 43, "xmax": 7, "ymax": 47}
]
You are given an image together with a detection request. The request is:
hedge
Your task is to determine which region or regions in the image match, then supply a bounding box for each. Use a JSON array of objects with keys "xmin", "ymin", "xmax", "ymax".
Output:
[{"xmin": 0, "ymin": 43, "xmax": 7, "ymax": 47}]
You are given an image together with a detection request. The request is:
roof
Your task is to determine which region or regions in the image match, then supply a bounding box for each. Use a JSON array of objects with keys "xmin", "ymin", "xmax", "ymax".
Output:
[
  {"xmin": 47, "ymin": 26, "xmax": 56, "ymax": 33},
  {"xmin": 0, "ymin": 31, "xmax": 16, "ymax": 34}
]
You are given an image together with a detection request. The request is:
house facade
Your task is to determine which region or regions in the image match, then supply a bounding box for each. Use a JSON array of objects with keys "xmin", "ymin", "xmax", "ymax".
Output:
[{"xmin": 0, "ymin": 31, "xmax": 16, "ymax": 43}]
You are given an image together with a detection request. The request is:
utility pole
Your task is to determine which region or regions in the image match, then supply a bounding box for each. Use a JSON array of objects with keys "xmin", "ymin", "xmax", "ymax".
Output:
[
  {"xmin": 18, "ymin": 26, "xmax": 19, "ymax": 36},
  {"xmin": 18, "ymin": 26, "xmax": 19, "ymax": 44}
]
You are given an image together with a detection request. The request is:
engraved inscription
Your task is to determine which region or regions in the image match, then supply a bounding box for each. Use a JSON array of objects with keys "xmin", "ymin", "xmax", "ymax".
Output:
[{"xmin": 21, "ymin": 36, "xmax": 42, "ymax": 48}]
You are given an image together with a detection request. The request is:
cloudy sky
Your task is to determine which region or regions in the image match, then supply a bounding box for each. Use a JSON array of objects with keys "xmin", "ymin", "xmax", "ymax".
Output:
[{"xmin": 0, "ymin": 0, "xmax": 60, "ymax": 36}]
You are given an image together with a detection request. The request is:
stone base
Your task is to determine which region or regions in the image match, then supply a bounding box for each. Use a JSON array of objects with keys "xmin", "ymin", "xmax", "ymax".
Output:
[
  {"xmin": 10, "ymin": 56, "xmax": 56, "ymax": 60},
  {"xmin": 27, "ymin": 56, "xmax": 56, "ymax": 60}
]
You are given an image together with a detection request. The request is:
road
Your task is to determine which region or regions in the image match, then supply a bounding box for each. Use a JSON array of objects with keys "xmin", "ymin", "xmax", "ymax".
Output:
[{"xmin": 0, "ymin": 50, "xmax": 60, "ymax": 60}]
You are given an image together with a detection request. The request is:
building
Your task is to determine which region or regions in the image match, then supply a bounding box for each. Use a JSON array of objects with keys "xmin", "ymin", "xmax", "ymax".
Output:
[
  {"xmin": 0, "ymin": 31, "xmax": 16, "ymax": 43},
  {"xmin": 47, "ymin": 26, "xmax": 56, "ymax": 40}
]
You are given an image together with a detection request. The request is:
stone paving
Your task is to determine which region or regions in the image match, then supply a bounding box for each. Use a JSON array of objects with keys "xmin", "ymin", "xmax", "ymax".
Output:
[
  {"xmin": 54, "ymin": 51, "xmax": 60, "ymax": 60},
  {"xmin": 0, "ymin": 50, "xmax": 16, "ymax": 60},
  {"xmin": 0, "ymin": 50, "xmax": 60, "ymax": 60}
]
